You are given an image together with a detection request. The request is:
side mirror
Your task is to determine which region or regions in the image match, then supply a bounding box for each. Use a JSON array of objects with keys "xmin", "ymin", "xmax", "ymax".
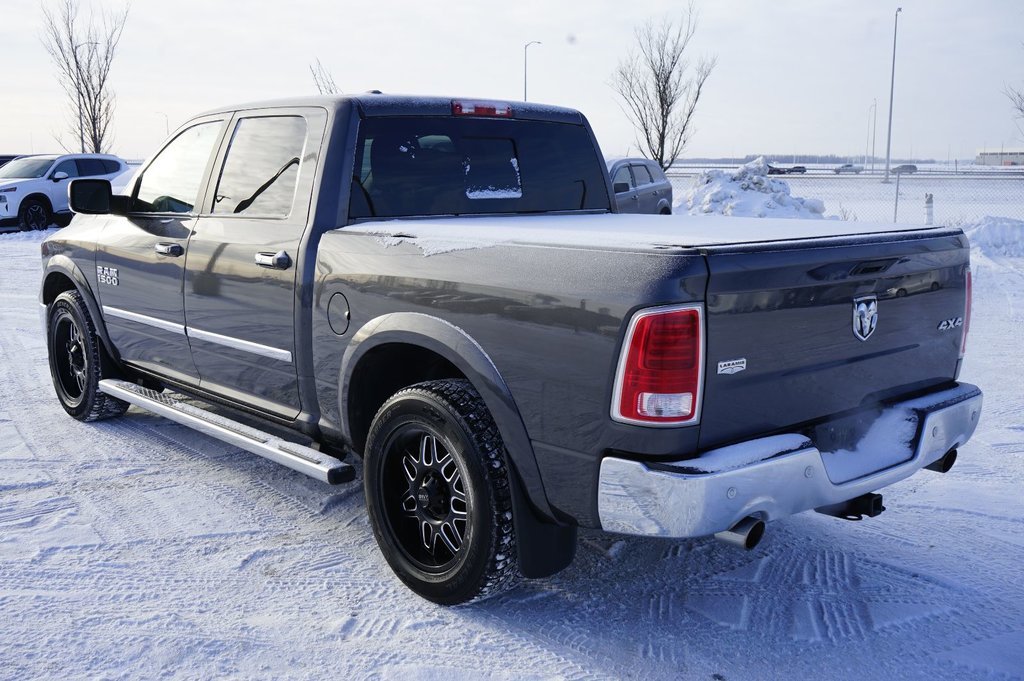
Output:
[
  {"xmin": 613, "ymin": 182, "xmax": 631, "ymax": 194},
  {"xmin": 52, "ymin": 171, "xmax": 69, "ymax": 182},
  {"xmin": 69, "ymin": 178, "xmax": 127, "ymax": 215}
]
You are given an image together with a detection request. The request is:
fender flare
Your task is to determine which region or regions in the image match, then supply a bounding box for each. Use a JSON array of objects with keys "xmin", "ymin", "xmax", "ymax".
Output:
[
  {"xmin": 42, "ymin": 255, "xmax": 121, "ymax": 364},
  {"xmin": 339, "ymin": 313, "xmax": 575, "ymax": 577},
  {"xmin": 339, "ymin": 312, "xmax": 554, "ymax": 521}
]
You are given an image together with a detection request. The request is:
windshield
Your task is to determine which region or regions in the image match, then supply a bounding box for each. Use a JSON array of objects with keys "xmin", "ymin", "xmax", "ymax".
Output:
[{"xmin": 0, "ymin": 157, "xmax": 56, "ymax": 179}]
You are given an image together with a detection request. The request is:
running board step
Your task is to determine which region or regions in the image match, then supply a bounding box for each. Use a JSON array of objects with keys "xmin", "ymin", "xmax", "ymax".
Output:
[{"xmin": 98, "ymin": 379, "xmax": 354, "ymax": 485}]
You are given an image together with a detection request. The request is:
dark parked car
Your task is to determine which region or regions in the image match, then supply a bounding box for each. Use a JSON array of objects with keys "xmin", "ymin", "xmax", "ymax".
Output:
[
  {"xmin": 606, "ymin": 158, "xmax": 673, "ymax": 214},
  {"xmin": 787, "ymin": 165, "xmax": 807, "ymax": 174},
  {"xmin": 0, "ymin": 154, "xmax": 22, "ymax": 168},
  {"xmin": 893, "ymin": 164, "xmax": 918, "ymax": 174},
  {"xmin": 42, "ymin": 94, "xmax": 982, "ymax": 605},
  {"xmin": 767, "ymin": 164, "xmax": 787, "ymax": 175}
]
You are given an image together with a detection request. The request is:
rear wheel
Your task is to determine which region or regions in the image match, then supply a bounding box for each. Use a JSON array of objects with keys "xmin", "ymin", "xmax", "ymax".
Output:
[
  {"xmin": 364, "ymin": 379, "xmax": 519, "ymax": 605},
  {"xmin": 47, "ymin": 290, "xmax": 128, "ymax": 421},
  {"xmin": 18, "ymin": 198, "xmax": 51, "ymax": 231}
]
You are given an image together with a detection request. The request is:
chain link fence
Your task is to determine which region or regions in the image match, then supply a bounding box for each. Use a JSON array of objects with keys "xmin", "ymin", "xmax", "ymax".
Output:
[{"xmin": 667, "ymin": 167, "xmax": 1024, "ymax": 226}]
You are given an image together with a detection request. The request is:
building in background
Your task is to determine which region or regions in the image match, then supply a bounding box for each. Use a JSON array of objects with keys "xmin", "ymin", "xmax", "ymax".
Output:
[{"xmin": 975, "ymin": 148, "xmax": 1024, "ymax": 166}]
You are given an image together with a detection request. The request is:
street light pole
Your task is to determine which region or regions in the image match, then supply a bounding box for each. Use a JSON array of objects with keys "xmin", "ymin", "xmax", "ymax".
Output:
[
  {"xmin": 523, "ymin": 41, "xmax": 541, "ymax": 101},
  {"xmin": 882, "ymin": 7, "xmax": 902, "ymax": 183},
  {"xmin": 871, "ymin": 97, "xmax": 877, "ymax": 173},
  {"xmin": 865, "ymin": 101, "xmax": 874, "ymax": 167}
]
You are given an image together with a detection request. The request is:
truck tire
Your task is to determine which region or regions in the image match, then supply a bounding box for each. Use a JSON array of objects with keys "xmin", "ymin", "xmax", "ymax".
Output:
[
  {"xmin": 364, "ymin": 379, "xmax": 520, "ymax": 605},
  {"xmin": 46, "ymin": 290, "xmax": 129, "ymax": 422}
]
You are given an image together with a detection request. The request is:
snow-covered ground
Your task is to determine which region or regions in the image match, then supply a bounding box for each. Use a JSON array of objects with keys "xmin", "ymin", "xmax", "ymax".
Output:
[
  {"xmin": 669, "ymin": 166, "xmax": 1024, "ymax": 225},
  {"xmin": 2, "ymin": 222, "xmax": 1023, "ymax": 680}
]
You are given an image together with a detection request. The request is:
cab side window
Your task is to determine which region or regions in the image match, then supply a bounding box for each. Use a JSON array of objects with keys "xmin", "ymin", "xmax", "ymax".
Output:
[
  {"xmin": 612, "ymin": 166, "xmax": 634, "ymax": 189},
  {"xmin": 134, "ymin": 121, "xmax": 223, "ymax": 214},
  {"xmin": 52, "ymin": 159, "xmax": 79, "ymax": 178},
  {"xmin": 76, "ymin": 158, "xmax": 108, "ymax": 177},
  {"xmin": 212, "ymin": 116, "xmax": 307, "ymax": 217},
  {"xmin": 632, "ymin": 164, "xmax": 653, "ymax": 186}
]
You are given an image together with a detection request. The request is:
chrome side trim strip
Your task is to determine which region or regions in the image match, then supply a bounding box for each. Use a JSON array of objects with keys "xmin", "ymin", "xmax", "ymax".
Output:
[
  {"xmin": 188, "ymin": 326, "xmax": 292, "ymax": 363},
  {"xmin": 100, "ymin": 306, "xmax": 292, "ymax": 363},
  {"xmin": 102, "ymin": 306, "xmax": 186, "ymax": 336}
]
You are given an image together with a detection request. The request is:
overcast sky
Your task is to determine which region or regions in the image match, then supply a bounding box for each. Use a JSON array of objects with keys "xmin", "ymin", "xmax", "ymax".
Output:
[{"xmin": 3, "ymin": 0, "xmax": 1022, "ymax": 161}]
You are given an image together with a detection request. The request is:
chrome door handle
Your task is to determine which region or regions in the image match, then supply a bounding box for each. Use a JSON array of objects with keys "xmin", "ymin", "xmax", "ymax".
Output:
[
  {"xmin": 154, "ymin": 242, "xmax": 183, "ymax": 257},
  {"xmin": 255, "ymin": 250, "xmax": 291, "ymax": 270}
]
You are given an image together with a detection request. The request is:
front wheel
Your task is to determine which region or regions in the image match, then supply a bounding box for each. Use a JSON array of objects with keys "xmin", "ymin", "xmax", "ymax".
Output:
[
  {"xmin": 18, "ymin": 198, "xmax": 51, "ymax": 231},
  {"xmin": 47, "ymin": 290, "xmax": 128, "ymax": 421},
  {"xmin": 364, "ymin": 379, "xmax": 519, "ymax": 605}
]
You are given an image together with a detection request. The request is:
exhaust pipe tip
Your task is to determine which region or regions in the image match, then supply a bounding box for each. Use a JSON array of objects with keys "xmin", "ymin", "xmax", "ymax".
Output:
[
  {"xmin": 816, "ymin": 492, "xmax": 885, "ymax": 521},
  {"xmin": 925, "ymin": 448, "xmax": 957, "ymax": 474},
  {"xmin": 715, "ymin": 516, "xmax": 766, "ymax": 551}
]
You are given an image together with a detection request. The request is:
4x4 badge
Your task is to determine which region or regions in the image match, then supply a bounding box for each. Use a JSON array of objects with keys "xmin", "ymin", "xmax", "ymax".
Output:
[{"xmin": 853, "ymin": 295, "xmax": 878, "ymax": 341}]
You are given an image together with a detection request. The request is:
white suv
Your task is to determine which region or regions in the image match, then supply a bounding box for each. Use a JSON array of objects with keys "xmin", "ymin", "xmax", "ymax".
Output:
[{"xmin": 0, "ymin": 154, "xmax": 128, "ymax": 230}]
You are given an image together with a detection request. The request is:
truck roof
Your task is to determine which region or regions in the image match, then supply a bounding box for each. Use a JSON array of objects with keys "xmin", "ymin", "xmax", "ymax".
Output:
[{"xmin": 195, "ymin": 94, "xmax": 584, "ymax": 124}]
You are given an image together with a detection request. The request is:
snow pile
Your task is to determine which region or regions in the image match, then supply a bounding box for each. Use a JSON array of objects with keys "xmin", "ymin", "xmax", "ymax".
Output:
[
  {"xmin": 0, "ymin": 227, "xmax": 59, "ymax": 241},
  {"xmin": 678, "ymin": 157, "xmax": 826, "ymax": 219},
  {"xmin": 962, "ymin": 215, "xmax": 1024, "ymax": 258}
]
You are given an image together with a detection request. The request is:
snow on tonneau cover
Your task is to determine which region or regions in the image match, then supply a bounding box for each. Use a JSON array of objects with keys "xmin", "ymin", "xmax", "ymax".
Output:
[{"xmin": 346, "ymin": 212, "xmax": 970, "ymax": 456}]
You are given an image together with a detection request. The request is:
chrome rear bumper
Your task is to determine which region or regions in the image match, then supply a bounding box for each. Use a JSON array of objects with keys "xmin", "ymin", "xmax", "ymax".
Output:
[{"xmin": 597, "ymin": 383, "xmax": 982, "ymax": 537}]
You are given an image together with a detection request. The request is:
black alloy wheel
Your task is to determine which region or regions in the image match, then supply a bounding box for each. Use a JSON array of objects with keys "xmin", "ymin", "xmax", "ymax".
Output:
[{"xmin": 384, "ymin": 426, "xmax": 469, "ymax": 572}]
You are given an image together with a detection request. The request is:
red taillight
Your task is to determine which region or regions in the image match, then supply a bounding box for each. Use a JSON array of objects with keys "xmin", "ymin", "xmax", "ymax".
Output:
[
  {"xmin": 612, "ymin": 305, "xmax": 704, "ymax": 425},
  {"xmin": 451, "ymin": 100, "xmax": 513, "ymax": 117},
  {"xmin": 960, "ymin": 268, "xmax": 972, "ymax": 358}
]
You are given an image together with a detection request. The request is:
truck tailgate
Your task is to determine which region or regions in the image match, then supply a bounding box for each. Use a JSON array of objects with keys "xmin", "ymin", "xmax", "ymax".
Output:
[{"xmin": 698, "ymin": 228, "xmax": 970, "ymax": 450}]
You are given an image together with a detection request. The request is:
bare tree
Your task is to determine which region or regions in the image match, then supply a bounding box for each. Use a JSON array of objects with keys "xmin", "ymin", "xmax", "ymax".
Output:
[
  {"xmin": 612, "ymin": 4, "xmax": 716, "ymax": 170},
  {"xmin": 1007, "ymin": 47, "xmax": 1024, "ymax": 139},
  {"xmin": 41, "ymin": 0, "xmax": 129, "ymax": 154},
  {"xmin": 310, "ymin": 58, "xmax": 339, "ymax": 95},
  {"xmin": 1009, "ymin": 87, "xmax": 1024, "ymax": 118}
]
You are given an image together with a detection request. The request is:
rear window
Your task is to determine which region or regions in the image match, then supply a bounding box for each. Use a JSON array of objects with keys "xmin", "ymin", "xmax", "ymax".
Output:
[{"xmin": 350, "ymin": 117, "xmax": 609, "ymax": 219}]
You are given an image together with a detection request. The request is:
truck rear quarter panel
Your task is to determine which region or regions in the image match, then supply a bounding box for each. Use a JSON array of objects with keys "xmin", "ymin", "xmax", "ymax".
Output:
[{"xmin": 312, "ymin": 231, "xmax": 709, "ymax": 524}]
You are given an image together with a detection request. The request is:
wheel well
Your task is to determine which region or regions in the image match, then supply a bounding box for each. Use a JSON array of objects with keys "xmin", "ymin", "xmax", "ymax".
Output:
[
  {"xmin": 348, "ymin": 343, "xmax": 465, "ymax": 455},
  {"xmin": 42, "ymin": 272, "xmax": 76, "ymax": 305},
  {"xmin": 21, "ymin": 193, "xmax": 53, "ymax": 215}
]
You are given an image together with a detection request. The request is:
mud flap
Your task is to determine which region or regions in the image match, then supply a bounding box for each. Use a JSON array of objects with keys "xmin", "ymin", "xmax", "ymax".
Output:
[{"xmin": 509, "ymin": 466, "xmax": 577, "ymax": 579}]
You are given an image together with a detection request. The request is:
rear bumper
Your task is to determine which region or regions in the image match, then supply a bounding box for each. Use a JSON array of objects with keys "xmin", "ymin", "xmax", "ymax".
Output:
[{"xmin": 597, "ymin": 382, "xmax": 982, "ymax": 537}]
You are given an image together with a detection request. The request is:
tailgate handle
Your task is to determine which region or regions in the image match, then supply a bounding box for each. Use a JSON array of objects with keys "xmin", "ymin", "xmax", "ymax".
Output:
[
  {"xmin": 154, "ymin": 242, "xmax": 183, "ymax": 257},
  {"xmin": 255, "ymin": 250, "xmax": 291, "ymax": 270}
]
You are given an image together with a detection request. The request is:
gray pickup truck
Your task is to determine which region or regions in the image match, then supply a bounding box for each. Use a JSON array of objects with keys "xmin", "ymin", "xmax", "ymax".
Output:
[{"xmin": 40, "ymin": 95, "xmax": 982, "ymax": 604}]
